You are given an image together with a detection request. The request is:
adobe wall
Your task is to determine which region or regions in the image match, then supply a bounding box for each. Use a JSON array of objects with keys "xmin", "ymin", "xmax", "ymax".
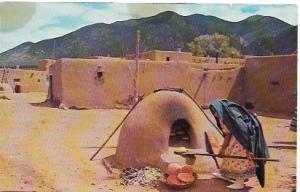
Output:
[
  {"xmin": 50, "ymin": 58, "xmax": 136, "ymax": 109},
  {"xmin": 244, "ymin": 55, "xmax": 297, "ymax": 117},
  {"xmin": 185, "ymin": 66, "xmax": 245, "ymax": 107},
  {"xmin": 192, "ymin": 56, "xmax": 245, "ymax": 65},
  {"xmin": 0, "ymin": 69, "xmax": 48, "ymax": 93},
  {"xmin": 141, "ymin": 50, "xmax": 193, "ymax": 62},
  {"xmin": 137, "ymin": 61, "xmax": 245, "ymax": 107},
  {"xmin": 49, "ymin": 54, "xmax": 297, "ymax": 117},
  {"xmin": 49, "ymin": 59, "xmax": 244, "ymax": 109},
  {"xmin": 38, "ymin": 59, "xmax": 56, "ymax": 71},
  {"xmin": 137, "ymin": 61, "xmax": 191, "ymax": 96},
  {"xmin": 49, "ymin": 60, "xmax": 63, "ymax": 102}
]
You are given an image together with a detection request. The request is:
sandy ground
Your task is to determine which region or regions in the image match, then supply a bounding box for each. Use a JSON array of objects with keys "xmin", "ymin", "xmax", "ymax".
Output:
[{"xmin": 0, "ymin": 93, "xmax": 296, "ymax": 192}]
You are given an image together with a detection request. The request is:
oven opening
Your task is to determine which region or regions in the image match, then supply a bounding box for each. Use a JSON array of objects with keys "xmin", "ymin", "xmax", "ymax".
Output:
[{"xmin": 169, "ymin": 119, "xmax": 191, "ymax": 148}]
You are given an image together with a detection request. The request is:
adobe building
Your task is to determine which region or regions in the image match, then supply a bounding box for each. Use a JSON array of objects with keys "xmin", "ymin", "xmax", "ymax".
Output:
[
  {"xmin": 0, "ymin": 83, "xmax": 13, "ymax": 99},
  {"xmin": 126, "ymin": 49, "xmax": 193, "ymax": 62},
  {"xmin": 243, "ymin": 55, "xmax": 297, "ymax": 116},
  {"xmin": 48, "ymin": 56, "xmax": 244, "ymax": 109},
  {"xmin": 48, "ymin": 51, "xmax": 296, "ymax": 117},
  {"xmin": 49, "ymin": 58, "xmax": 136, "ymax": 108},
  {"xmin": 0, "ymin": 68, "xmax": 48, "ymax": 93},
  {"xmin": 141, "ymin": 49, "xmax": 193, "ymax": 62}
]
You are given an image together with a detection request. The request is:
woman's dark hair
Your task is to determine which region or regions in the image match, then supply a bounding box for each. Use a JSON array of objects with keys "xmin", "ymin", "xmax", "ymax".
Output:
[
  {"xmin": 244, "ymin": 101, "xmax": 255, "ymax": 110},
  {"xmin": 209, "ymin": 105, "xmax": 217, "ymax": 114}
]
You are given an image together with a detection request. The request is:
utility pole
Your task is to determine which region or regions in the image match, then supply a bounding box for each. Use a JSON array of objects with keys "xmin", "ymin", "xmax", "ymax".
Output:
[
  {"xmin": 52, "ymin": 39, "xmax": 56, "ymax": 59},
  {"xmin": 134, "ymin": 30, "xmax": 140, "ymax": 102},
  {"xmin": 0, "ymin": 17, "xmax": 7, "ymax": 84}
]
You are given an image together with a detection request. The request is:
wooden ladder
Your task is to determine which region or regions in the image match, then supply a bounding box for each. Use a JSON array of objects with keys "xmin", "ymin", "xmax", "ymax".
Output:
[{"xmin": 1, "ymin": 68, "xmax": 9, "ymax": 83}]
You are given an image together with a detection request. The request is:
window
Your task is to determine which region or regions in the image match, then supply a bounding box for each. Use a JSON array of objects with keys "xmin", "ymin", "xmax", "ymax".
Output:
[
  {"xmin": 37, "ymin": 79, "xmax": 40, "ymax": 82},
  {"xmin": 271, "ymin": 81, "xmax": 279, "ymax": 86},
  {"xmin": 14, "ymin": 78, "xmax": 20, "ymax": 82},
  {"xmin": 166, "ymin": 57, "xmax": 170, "ymax": 61},
  {"xmin": 96, "ymin": 66, "xmax": 104, "ymax": 80}
]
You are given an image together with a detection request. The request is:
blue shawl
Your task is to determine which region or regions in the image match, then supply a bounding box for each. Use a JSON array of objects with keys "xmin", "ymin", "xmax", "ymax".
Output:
[{"xmin": 209, "ymin": 99, "xmax": 269, "ymax": 187}]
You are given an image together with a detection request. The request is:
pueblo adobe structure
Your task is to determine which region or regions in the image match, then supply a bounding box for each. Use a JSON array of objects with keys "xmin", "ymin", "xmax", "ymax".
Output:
[
  {"xmin": 0, "ymin": 59, "xmax": 54, "ymax": 93},
  {"xmin": 0, "ymin": 68, "xmax": 48, "ymax": 93},
  {"xmin": 48, "ymin": 50, "xmax": 297, "ymax": 117}
]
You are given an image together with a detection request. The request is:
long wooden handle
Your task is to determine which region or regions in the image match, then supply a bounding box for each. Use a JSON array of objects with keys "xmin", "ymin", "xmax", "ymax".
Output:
[
  {"xmin": 212, "ymin": 154, "xmax": 279, "ymax": 162},
  {"xmin": 176, "ymin": 152, "xmax": 279, "ymax": 162}
]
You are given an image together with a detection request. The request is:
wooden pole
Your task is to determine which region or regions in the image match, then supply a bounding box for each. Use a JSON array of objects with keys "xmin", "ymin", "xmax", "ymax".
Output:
[
  {"xmin": 133, "ymin": 30, "xmax": 140, "ymax": 103},
  {"xmin": 52, "ymin": 39, "xmax": 56, "ymax": 59},
  {"xmin": 89, "ymin": 94, "xmax": 144, "ymax": 161},
  {"xmin": 204, "ymin": 132, "xmax": 220, "ymax": 168}
]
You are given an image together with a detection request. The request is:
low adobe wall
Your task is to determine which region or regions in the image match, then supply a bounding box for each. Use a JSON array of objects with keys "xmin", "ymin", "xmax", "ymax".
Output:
[
  {"xmin": 244, "ymin": 55, "xmax": 297, "ymax": 117},
  {"xmin": 192, "ymin": 56, "xmax": 245, "ymax": 65}
]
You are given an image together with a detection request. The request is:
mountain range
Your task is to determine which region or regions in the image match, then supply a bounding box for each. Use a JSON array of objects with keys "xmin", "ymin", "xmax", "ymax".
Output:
[{"xmin": 0, "ymin": 11, "xmax": 297, "ymax": 67}]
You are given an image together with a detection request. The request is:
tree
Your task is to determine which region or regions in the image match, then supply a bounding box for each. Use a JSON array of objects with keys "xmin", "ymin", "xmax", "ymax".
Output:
[{"xmin": 188, "ymin": 33, "xmax": 240, "ymax": 58}]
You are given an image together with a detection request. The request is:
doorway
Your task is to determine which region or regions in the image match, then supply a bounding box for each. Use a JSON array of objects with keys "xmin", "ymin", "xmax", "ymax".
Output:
[{"xmin": 14, "ymin": 85, "xmax": 21, "ymax": 93}]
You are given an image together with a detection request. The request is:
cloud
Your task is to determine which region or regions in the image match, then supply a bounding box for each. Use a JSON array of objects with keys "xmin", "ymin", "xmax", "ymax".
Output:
[
  {"xmin": 0, "ymin": 2, "xmax": 135, "ymax": 53},
  {"xmin": 82, "ymin": 3, "xmax": 132, "ymax": 24},
  {"xmin": 0, "ymin": 2, "xmax": 37, "ymax": 32}
]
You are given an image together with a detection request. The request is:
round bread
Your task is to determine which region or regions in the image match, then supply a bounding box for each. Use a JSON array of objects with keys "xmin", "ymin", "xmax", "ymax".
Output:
[
  {"xmin": 166, "ymin": 163, "xmax": 182, "ymax": 175},
  {"xmin": 177, "ymin": 173, "xmax": 195, "ymax": 183},
  {"xmin": 167, "ymin": 175, "xmax": 183, "ymax": 186},
  {"xmin": 180, "ymin": 165, "xmax": 193, "ymax": 174}
]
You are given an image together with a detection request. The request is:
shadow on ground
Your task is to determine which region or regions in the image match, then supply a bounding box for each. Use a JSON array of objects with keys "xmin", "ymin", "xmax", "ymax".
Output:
[
  {"xmin": 30, "ymin": 100, "xmax": 55, "ymax": 108},
  {"xmin": 157, "ymin": 178, "xmax": 251, "ymax": 192},
  {"xmin": 30, "ymin": 101, "xmax": 88, "ymax": 110}
]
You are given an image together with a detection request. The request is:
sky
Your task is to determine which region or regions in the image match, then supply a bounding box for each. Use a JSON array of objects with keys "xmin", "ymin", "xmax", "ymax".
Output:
[{"xmin": 0, "ymin": 2, "xmax": 298, "ymax": 53}]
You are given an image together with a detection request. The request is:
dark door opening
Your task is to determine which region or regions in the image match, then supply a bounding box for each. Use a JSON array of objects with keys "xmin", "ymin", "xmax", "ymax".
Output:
[
  {"xmin": 49, "ymin": 75, "xmax": 53, "ymax": 101},
  {"xmin": 169, "ymin": 119, "xmax": 191, "ymax": 148},
  {"xmin": 14, "ymin": 85, "xmax": 21, "ymax": 93}
]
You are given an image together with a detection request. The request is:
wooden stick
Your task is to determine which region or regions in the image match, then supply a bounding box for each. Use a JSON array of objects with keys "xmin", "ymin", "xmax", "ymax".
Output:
[
  {"xmin": 89, "ymin": 95, "xmax": 144, "ymax": 161},
  {"xmin": 204, "ymin": 132, "xmax": 220, "ymax": 169},
  {"xmin": 175, "ymin": 152, "xmax": 279, "ymax": 162},
  {"xmin": 268, "ymin": 145, "xmax": 296, "ymax": 149}
]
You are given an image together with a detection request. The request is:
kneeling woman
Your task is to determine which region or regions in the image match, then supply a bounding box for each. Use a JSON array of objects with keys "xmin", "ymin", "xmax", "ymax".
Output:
[{"xmin": 209, "ymin": 99, "xmax": 269, "ymax": 190}]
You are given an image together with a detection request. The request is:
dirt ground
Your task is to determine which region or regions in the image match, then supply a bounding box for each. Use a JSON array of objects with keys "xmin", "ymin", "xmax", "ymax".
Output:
[{"xmin": 0, "ymin": 93, "xmax": 296, "ymax": 192}]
